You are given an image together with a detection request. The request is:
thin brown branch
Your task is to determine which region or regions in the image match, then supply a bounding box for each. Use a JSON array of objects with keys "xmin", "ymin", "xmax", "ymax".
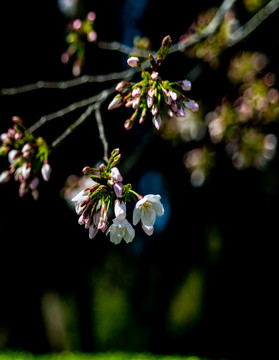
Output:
[
  {"xmin": 95, "ymin": 106, "xmax": 109, "ymax": 163},
  {"xmin": 226, "ymin": 0, "xmax": 279, "ymax": 47},
  {"xmin": 97, "ymin": 41, "xmax": 153, "ymax": 58},
  {"xmin": 51, "ymin": 104, "xmax": 96, "ymax": 149},
  {"xmin": 1, "ymin": 69, "xmax": 133, "ymax": 95},
  {"xmin": 28, "ymin": 88, "xmax": 114, "ymax": 133},
  {"xmin": 169, "ymin": 0, "xmax": 237, "ymax": 53},
  {"xmin": 50, "ymin": 89, "xmax": 112, "ymax": 150}
]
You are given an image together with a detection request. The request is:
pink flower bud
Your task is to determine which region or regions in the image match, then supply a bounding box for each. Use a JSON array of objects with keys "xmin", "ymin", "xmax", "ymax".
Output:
[
  {"xmin": 113, "ymin": 182, "xmax": 123, "ymax": 198},
  {"xmin": 41, "ymin": 162, "xmax": 51, "ymax": 182},
  {"xmin": 132, "ymin": 97, "xmax": 140, "ymax": 109},
  {"xmin": 147, "ymin": 87, "xmax": 155, "ymax": 97},
  {"xmin": 151, "ymin": 104, "xmax": 159, "ymax": 116},
  {"xmin": 184, "ymin": 99, "xmax": 199, "ymax": 111},
  {"xmin": 73, "ymin": 19, "xmax": 82, "ymax": 30},
  {"xmin": 152, "ymin": 115, "xmax": 162, "ymax": 130},
  {"xmin": 22, "ymin": 163, "xmax": 31, "ymax": 180},
  {"xmin": 165, "ymin": 92, "xmax": 172, "ymax": 105},
  {"xmin": 132, "ymin": 86, "xmax": 141, "ymax": 97},
  {"xmin": 147, "ymin": 95, "xmax": 154, "ymax": 108},
  {"xmin": 8, "ymin": 149, "xmax": 18, "ymax": 163},
  {"xmin": 87, "ymin": 12, "xmax": 96, "ymax": 22},
  {"xmin": 127, "ymin": 57, "xmax": 140, "ymax": 68},
  {"xmin": 1, "ymin": 133, "xmax": 9, "ymax": 143},
  {"xmin": 177, "ymin": 106, "xmax": 186, "ymax": 117},
  {"xmin": 167, "ymin": 108, "xmax": 174, "ymax": 117},
  {"xmin": 12, "ymin": 116, "xmax": 22, "ymax": 124},
  {"xmin": 111, "ymin": 167, "xmax": 123, "ymax": 183},
  {"xmin": 30, "ymin": 177, "xmax": 39, "ymax": 190},
  {"xmin": 0, "ymin": 170, "xmax": 11, "ymax": 183},
  {"xmin": 61, "ymin": 52, "xmax": 70, "ymax": 64},
  {"xmin": 116, "ymin": 81, "xmax": 130, "ymax": 92},
  {"xmin": 124, "ymin": 119, "xmax": 134, "ymax": 130},
  {"xmin": 171, "ymin": 102, "xmax": 178, "ymax": 112},
  {"xmin": 87, "ymin": 30, "xmax": 97, "ymax": 42},
  {"xmin": 108, "ymin": 94, "xmax": 123, "ymax": 110},
  {"xmin": 82, "ymin": 166, "xmax": 91, "ymax": 174},
  {"xmin": 179, "ymin": 79, "xmax": 192, "ymax": 91},
  {"xmin": 169, "ymin": 89, "xmax": 177, "ymax": 101},
  {"xmin": 98, "ymin": 164, "xmax": 105, "ymax": 172},
  {"xmin": 151, "ymin": 71, "xmax": 159, "ymax": 80},
  {"xmin": 22, "ymin": 143, "xmax": 32, "ymax": 153}
]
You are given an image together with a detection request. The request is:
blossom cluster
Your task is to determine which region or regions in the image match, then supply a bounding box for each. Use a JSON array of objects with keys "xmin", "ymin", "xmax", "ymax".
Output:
[
  {"xmin": 61, "ymin": 11, "xmax": 97, "ymax": 76},
  {"xmin": 71, "ymin": 148, "xmax": 164, "ymax": 244},
  {"xmin": 206, "ymin": 51, "xmax": 279, "ymax": 170},
  {"xmin": 180, "ymin": 7, "xmax": 238, "ymax": 69},
  {"xmin": 0, "ymin": 117, "xmax": 51, "ymax": 199},
  {"xmin": 108, "ymin": 36, "xmax": 199, "ymax": 130}
]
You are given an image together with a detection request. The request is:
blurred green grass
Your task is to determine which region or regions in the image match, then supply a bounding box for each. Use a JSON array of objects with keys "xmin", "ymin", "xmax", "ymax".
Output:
[{"xmin": 0, "ymin": 352, "xmax": 210, "ymax": 360}]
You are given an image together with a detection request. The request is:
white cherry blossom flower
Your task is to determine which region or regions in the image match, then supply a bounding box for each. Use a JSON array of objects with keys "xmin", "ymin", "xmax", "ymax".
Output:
[
  {"xmin": 106, "ymin": 218, "xmax": 135, "ymax": 245},
  {"xmin": 133, "ymin": 194, "xmax": 164, "ymax": 229},
  {"xmin": 71, "ymin": 188, "xmax": 91, "ymax": 215}
]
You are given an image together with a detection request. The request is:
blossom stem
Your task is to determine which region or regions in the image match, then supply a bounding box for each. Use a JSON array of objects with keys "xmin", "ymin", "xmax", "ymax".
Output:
[{"xmin": 129, "ymin": 189, "xmax": 142, "ymax": 200}]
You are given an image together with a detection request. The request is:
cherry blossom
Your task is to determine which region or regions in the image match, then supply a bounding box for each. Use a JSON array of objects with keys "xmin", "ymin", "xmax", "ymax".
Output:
[
  {"xmin": 133, "ymin": 194, "xmax": 164, "ymax": 229},
  {"xmin": 106, "ymin": 218, "xmax": 135, "ymax": 245}
]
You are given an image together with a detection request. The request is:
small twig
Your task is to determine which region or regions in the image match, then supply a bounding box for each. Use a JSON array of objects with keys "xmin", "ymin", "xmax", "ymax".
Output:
[
  {"xmin": 95, "ymin": 106, "xmax": 109, "ymax": 163},
  {"xmin": 1, "ymin": 69, "xmax": 133, "ymax": 96},
  {"xmin": 28, "ymin": 88, "xmax": 114, "ymax": 133},
  {"xmin": 51, "ymin": 104, "xmax": 96, "ymax": 149},
  {"xmin": 169, "ymin": 0, "xmax": 237, "ymax": 53},
  {"xmin": 50, "ymin": 89, "xmax": 112, "ymax": 150},
  {"xmin": 97, "ymin": 40, "xmax": 153, "ymax": 58},
  {"xmin": 226, "ymin": 0, "xmax": 279, "ymax": 47}
]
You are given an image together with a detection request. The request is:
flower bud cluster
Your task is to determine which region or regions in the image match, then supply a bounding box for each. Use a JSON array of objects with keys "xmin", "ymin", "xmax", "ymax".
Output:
[
  {"xmin": 108, "ymin": 36, "xmax": 199, "ymax": 130},
  {"xmin": 71, "ymin": 148, "xmax": 164, "ymax": 244},
  {"xmin": 61, "ymin": 11, "xmax": 97, "ymax": 76},
  {"xmin": 0, "ymin": 117, "xmax": 51, "ymax": 199}
]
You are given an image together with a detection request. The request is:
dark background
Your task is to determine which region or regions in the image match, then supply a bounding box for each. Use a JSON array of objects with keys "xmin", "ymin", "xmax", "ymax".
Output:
[{"xmin": 0, "ymin": 1, "xmax": 278, "ymax": 359}]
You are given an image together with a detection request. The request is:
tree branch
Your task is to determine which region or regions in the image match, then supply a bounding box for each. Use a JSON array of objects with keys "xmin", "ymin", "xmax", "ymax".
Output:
[
  {"xmin": 28, "ymin": 88, "xmax": 115, "ymax": 133},
  {"xmin": 226, "ymin": 0, "xmax": 279, "ymax": 47},
  {"xmin": 50, "ymin": 89, "xmax": 111, "ymax": 150},
  {"xmin": 95, "ymin": 106, "xmax": 109, "ymax": 162},
  {"xmin": 0, "ymin": 69, "xmax": 133, "ymax": 95},
  {"xmin": 96, "ymin": 41, "xmax": 153, "ymax": 58},
  {"xmin": 169, "ymin": 0, "xmax": 237, "ymax": 53}
]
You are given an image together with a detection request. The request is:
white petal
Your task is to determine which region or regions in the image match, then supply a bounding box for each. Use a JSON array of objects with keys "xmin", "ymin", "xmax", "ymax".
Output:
[
  {"xmin": 132, "ymin": 206, "xmax": 141, "ymax": 225},
  {"xmin": 152, "ymin": 115, "xmax": 162, "ymax": 130},
  {"xmin": 142, "ymin": 208, "xmax": 156, "ymax": 227},
  {"xmin": 89, "ymin": 224, "xmax": 98, "ymax": 239},
  {"xmin": 123, "ymin": 222, "xmax": 135, "ymax": 243},
  {"xmin": 0, "ymin": 170, "xmax": 11, "ymax": 183},
  {"xmin": 144, "ymin": 195, "xmax": 164, "ymax": 216},
  {"xmin": 71, "ymin": 189, "xmax": 87, "ymax": 203},
  {"xmin": 114, "ymin": 199, "xmax": 126, "ymax": 220},
  {"xmin": 141, "ymin": 224, "xmax": 154, "ymax": 236}
]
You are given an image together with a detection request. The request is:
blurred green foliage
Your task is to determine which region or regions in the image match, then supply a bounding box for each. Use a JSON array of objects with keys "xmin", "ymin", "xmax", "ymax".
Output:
[{"xmin": 0, "ymin": 352, "xmax": 209, "ymax": 360}]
